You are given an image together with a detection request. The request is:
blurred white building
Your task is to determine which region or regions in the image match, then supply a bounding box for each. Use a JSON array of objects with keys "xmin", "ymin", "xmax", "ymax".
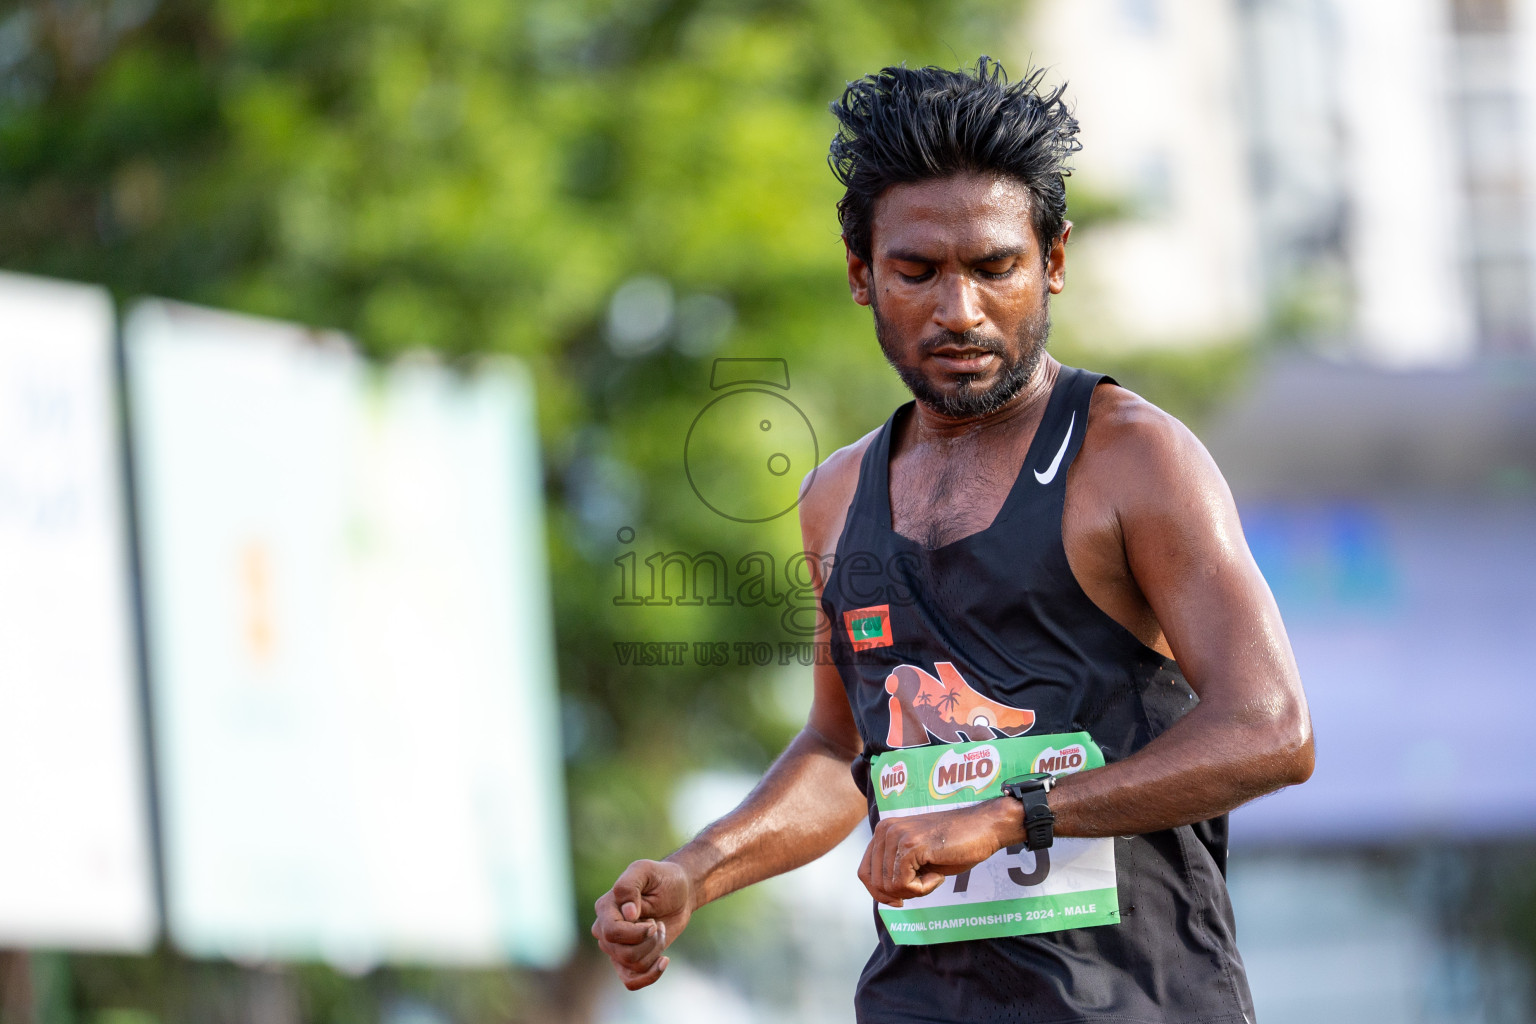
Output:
[
  {"xmin": 1022, "ymin": 0, "xmax": 1265, "ymax": 349},
  {"xmin": 1024, "ymin": 0, "xmax": 1536, "ymax": 364}
]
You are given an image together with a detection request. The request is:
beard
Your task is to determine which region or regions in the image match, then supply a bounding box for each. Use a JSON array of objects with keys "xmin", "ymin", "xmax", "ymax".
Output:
[{"xmin": 873, "ymin": 294, "xmax": 1051, "ymax": 419}]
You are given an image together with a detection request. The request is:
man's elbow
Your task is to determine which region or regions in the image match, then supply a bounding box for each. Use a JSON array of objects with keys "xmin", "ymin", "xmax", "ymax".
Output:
[
  {"xmin": 1277, "ymin": 728, "xmax": 1315, "ymax": 788},
  {"xmin": 1258, "ymin": 700, "xmax": 1314, "ymax": 789}
]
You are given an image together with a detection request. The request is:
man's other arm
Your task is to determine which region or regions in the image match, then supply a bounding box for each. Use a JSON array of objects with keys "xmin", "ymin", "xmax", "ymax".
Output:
[
  {"xmin": 860, "ymin": 390, "xmax": 1313, "ymax": 904},
  {"xmin": 1039, "ymin": 387, "xmax": 1313, "ymax": 834},
  {"xmin": 593, "ymin": 442, "xmax": 872, "ymax": 989}
]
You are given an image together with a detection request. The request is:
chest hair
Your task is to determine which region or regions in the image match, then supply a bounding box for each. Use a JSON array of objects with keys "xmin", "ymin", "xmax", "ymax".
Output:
[{"xmin": 889, "ymin": 436, "xmax": 1032, "ymax": 549}]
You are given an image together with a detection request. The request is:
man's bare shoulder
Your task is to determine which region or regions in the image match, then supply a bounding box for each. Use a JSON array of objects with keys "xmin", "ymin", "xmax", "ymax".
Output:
[
  {"xmin": 1079, "ymin": 381, "xmax": 1232, "ymax": 512},
  {"xmin": 798, "ymin": 428, "xmax": 882, "ymax": 556}
]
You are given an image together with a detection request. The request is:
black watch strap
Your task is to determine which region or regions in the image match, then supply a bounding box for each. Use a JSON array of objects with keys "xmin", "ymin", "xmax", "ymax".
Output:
[
  {"xmin": 1020, "ymin": 790, "xmax": 1056, "ymax": 851},
  {"xmin": 1001, "ymin": 773, "xmax": 1057, "ymax": 852}
]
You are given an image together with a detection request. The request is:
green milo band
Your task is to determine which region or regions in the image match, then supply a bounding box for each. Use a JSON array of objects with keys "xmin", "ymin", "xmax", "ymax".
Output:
[
  {"xmin": 871, "ymin": 732, "xmax": 1104, "ymax": 812},
  {"xmin": 871, "ymin": 732, "xmax": 1119, "ymax": 945}
]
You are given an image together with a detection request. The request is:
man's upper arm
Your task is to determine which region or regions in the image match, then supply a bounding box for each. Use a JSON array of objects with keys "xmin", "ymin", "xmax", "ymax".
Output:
[
  {"xmin": 1103, "ymin": 396, "xmax": 1312, "ymax": 774},
  {"xmin": 796, "ymin": 437, "xmax": 874, "ymax": 760}
]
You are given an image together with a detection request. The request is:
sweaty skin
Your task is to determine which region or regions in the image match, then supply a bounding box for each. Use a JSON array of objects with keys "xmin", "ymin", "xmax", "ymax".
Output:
[{"xmin": 592, "ymin": 173, "xmax": 1313, "ymax": 986}]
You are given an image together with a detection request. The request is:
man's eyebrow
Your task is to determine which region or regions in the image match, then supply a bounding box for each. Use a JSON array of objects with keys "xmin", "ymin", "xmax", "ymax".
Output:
[
  {"xmin": 881, "ymin": 246, "xmax": 1029, "ymax": 264},
  {"xmin": 882, "ymin": 248, "xmax": 936, "ymax": 264}
]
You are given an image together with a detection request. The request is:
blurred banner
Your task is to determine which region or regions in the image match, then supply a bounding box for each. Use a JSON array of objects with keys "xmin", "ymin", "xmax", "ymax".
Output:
[
  {"xmin": 0, "ymin": 272, "xmax": 156, "ymax": 951},
  {"xmin": 126, "ymin": 300, "xmax": 572, "ymax": 967},
  {"xmin": 1215, "ymin": 358, "xmax": 1536, "ymax": 847},
  {"xmin": 1232, "ymin": 498, "xmax": 1536, "ymax": 843}
]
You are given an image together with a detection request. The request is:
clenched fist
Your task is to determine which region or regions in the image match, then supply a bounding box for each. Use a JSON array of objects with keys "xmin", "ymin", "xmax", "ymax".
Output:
[
  {"xmin": 858, "ymin": 799, "xmax": 1014, "ymax": 906},
  {"xmin": 592, "ymin": 859, "xmax": 695, "ymax": 990}
]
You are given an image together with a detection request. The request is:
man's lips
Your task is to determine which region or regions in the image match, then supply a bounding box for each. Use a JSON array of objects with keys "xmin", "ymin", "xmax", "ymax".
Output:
[{"xmin": 928, "ymin": 349, "xmax": 998, "ymax": 373}]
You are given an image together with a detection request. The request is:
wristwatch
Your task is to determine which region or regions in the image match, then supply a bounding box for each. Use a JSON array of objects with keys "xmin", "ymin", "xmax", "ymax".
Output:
[{"xmin": 1000, "ymin": 772, "xmax": 1057, "ymax": 851}]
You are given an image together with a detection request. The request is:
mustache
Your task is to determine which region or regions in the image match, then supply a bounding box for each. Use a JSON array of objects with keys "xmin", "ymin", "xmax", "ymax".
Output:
[{"xmin": 919, "ymin": 329, "xmax": 1010, "ymax": 356}]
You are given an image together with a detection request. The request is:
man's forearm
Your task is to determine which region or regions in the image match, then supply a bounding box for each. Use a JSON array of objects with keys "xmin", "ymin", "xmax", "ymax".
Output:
[
  {"xmin": 867, "ymin": 694, "xmax": 1314, "ymax": 905},
  {"xmin": 965, "ymin": 695, "xmax": 1313, "ymax": 848},
  {"xmin": 1052, "ymin": 697, "xmax": 1311, "ymax": 837},
  {"xmin": 665, "ymin": 726, "xmax": 868, "ymax": 910}
]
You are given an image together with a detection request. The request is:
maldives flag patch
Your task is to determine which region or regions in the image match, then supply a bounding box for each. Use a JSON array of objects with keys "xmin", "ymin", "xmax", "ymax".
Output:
[{"xmin": 844, "ymin": 605, "xmax": 893, "ymax": 652}]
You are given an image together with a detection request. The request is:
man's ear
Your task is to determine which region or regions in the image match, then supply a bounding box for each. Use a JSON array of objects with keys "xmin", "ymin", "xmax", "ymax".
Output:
[
  {"xmin": 846, "ymin": 238, "xmax": 873, "ymax": 307},
  {"xmin": 1047, "ymin": 221, "xmax": 1071, "ymax": 295}
]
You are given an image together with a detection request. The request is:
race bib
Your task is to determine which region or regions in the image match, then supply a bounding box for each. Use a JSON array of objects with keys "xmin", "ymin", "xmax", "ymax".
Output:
[{"xmin": 870, "ymin": 732, "xmax": 1119, "ymax": 945}]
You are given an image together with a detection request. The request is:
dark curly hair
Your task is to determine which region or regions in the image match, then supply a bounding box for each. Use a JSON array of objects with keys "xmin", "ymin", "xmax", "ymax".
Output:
[{"xmin": 828, "ymin": 57, "xmax": 1081, "ymax": 265}]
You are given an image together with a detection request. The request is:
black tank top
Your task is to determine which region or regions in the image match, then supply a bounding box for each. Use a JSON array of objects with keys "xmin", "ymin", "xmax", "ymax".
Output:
[{"xmin": 820, "ymin": 366, "xmax": 1255, "ymax": 1024}]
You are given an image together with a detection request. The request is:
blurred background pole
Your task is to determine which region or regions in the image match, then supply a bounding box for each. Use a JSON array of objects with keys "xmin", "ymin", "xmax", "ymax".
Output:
[
  {"xmin": 246, "ymin": 964, "xmax": 299, "ymax": 1024},
  {"xmin": 0, "ymin": 951, "xmax": 35, "ymax": 1024}
]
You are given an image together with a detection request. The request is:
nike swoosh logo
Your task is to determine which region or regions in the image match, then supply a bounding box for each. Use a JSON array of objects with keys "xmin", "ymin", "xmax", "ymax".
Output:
[{"xmin": 1033, "ymin": 411, "xmax": 1075, "ymax": 485}]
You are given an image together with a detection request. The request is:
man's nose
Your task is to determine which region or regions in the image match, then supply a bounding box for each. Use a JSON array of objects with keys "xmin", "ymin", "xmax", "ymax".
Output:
[{"xmin": 932, "ymin": 273, "xmax": 985, "ymax": 334}]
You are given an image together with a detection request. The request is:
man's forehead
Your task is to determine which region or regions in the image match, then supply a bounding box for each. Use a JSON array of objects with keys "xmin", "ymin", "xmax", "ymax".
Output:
[{"xmin": 871, "ymin": 173, "xmax": 1035, "ymax": 255}]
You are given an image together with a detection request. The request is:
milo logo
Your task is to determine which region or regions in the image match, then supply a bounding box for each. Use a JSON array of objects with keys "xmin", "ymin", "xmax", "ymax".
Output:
[
  {"xmin": 1033, "ymin": 743, "xmax": 1087, "ymax": 775},
  {"xmin": 930, "ymin": 745, "xmax": 999, "ymax": 798},
  {"xmin": 879, "ymin": 760, "xmax": 909, "ymax": 799}
]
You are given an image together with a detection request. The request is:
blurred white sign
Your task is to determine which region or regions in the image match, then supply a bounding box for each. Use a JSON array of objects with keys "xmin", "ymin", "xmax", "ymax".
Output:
[
  {"xmin": 127, "ymin": 300, "xmax": 571, "ymax": 966},
  {"xmin": 0, "ymin": 272, "xmax": 156, "ymax": 950}
]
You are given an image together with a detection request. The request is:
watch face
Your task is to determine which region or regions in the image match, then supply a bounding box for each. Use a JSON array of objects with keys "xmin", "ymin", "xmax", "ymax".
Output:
[{"xmin": 1004, "ymin": 772, "xmax": 1054, "ymax": 795}]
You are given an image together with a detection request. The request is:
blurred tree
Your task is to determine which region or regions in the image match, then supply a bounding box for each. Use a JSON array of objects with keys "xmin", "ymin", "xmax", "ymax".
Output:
[
  {"xmin": 0, "ymin": 0, "xmax": 1018, "ymax": 1020},
  {"xmin": 0, "ymin": 1, "xmax": 1261, "ymax": 1017}
]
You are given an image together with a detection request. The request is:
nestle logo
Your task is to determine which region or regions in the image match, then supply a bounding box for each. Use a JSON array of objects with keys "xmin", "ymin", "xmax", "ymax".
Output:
[
  {"xmin": 929, "ymin": 745, "xmax": 999, "ymax": 798},
  {"xmin": 1032, "ymin": 743, "xmax": 1087, "ymax": 775}
]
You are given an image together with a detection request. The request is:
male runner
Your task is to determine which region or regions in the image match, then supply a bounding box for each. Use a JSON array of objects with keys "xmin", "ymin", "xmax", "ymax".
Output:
[{"xmin": 593, "ymin": 59, "xmax": 1313, "ymax": 1022}]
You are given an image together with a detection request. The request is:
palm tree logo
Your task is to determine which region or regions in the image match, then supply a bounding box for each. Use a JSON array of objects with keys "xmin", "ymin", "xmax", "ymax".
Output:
[
  {"xmin": 881, "ymin": 662, "xmax": 1037, "ymax": 748},
  {"xmin": 936, "ymin": 690, "xmax": 961, "ymax": 722}
]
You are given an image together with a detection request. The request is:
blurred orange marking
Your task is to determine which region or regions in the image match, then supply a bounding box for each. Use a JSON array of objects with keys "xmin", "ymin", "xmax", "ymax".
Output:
[{"xmin": 240, "ymin": 541, "xmax": 275, "ymax": 667}]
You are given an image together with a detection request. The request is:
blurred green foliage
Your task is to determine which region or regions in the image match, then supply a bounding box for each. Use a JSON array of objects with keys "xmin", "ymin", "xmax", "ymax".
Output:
[
  {"xmin": 0, "ymin": 0, "xmax": 1256, "ymax": 1020},
  {"xmin": 0, "ymin": 0, "xmax": 993, "ymax": 1019}
]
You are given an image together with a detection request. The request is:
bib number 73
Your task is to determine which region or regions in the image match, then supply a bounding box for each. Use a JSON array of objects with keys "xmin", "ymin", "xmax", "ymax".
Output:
[{"xmin": 952, "ymin": 845, "xmax": 1048, "ymax": 893}]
